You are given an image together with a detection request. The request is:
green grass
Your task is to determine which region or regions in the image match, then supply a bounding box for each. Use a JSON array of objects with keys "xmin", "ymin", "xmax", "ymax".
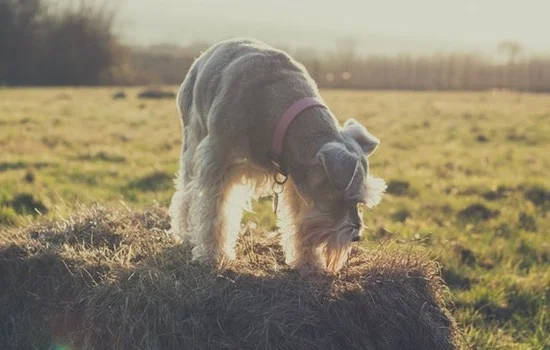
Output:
[{"xmin": 1, "ymin": 87, "xmax": 549, "ymax": 348}]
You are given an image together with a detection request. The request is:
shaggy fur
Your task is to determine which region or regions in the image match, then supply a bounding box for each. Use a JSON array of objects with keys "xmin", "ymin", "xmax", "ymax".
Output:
[{"xmin": 169, "ymin": 38, "xmax": 386, "ymax": 273}]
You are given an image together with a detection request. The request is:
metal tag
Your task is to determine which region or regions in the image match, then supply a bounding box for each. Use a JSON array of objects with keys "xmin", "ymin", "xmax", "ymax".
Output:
[
  {"xmin": 271, "ymin": 176, "xmax": 286, "ymax": 214},
  {"xmin": 273, "ymin": 192, "xmax": 279, "ymax": 214}
]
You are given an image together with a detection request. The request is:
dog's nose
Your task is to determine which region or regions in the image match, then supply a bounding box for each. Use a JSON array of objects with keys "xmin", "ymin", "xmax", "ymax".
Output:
[{"xmin": 352, "ymin": 234, "xmax": 361, "ymax": 242}]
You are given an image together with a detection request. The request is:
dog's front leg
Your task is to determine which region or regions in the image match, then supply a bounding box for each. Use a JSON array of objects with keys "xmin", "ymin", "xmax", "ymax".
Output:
[{"xmin": 277, "ymin": 183, "xmax": 324, "ymax": 274}]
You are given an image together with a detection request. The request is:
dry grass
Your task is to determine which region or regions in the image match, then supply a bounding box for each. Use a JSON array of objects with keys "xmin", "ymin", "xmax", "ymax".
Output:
[{"xmin": 0, "ymin": 205, "xmax": 460, "ymax": 349}]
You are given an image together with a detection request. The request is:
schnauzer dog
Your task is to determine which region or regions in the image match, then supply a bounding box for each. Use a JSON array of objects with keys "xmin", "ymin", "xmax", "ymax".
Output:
[{"xmin": 169, "ymin": 38, "xmax": 386, "ymax": 273}]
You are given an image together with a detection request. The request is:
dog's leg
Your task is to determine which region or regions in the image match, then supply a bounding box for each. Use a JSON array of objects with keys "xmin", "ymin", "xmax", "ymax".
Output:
[
  {"xmin": 278, "ymin": 183, "xmax": 323, "ymax": 273},
  {"xmin": 222, "ymin": 179, "xmax": 254, "ymax": 259},
  {"xmin": 186, "ymin": 136, "xmax": 235, "ymax": 263},
  {"xmin": 278, "ymin": 188, "xmax": 298, "ymax": 267},
  {"xmin": 169, "ymin": 126, "xmax": 197, "ymax": 242},
  {"xmin": 168, "ymin": 171, "xmax": 194, "ymax": 243},
  {"xmin": 189, "ymin": 172, "xmax": 253, "ymax": 262}
]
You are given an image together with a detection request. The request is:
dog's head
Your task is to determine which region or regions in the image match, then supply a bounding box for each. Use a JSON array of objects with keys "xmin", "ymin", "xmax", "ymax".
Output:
[{"xmin": 292, "ymin": 119, "xmax": 386, "ymax": 272}]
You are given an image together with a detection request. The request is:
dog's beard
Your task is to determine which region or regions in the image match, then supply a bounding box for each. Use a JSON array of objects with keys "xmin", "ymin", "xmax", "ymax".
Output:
[
  {"xmin": 300, "ymin": 210, "xmax": 357, "ymax": 273},
  {"xmin": 322, "ymin": 224, "xmax": 357, "ymax": 273}
]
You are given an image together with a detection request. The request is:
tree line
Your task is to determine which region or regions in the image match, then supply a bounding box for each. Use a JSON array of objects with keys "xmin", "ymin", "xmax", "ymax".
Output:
[
  {"xmin": 0, "ymin": 0, "xmax": 123, "ymax": 85},
  {"xmin": 2, "ymin": 0, "xmax": 550, "ymax": 92}
]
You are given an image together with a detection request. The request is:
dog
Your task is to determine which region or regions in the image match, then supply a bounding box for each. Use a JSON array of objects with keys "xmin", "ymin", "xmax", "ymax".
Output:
[{"xmin": 169, "ymin": 38, "xmax": 386, "ymax": 274}]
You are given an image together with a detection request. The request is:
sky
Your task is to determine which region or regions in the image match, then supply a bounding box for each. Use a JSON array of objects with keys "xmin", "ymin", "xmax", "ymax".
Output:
[{"xmin": 111, "ymin": 0, "xmax": 550, "ymax": 55}]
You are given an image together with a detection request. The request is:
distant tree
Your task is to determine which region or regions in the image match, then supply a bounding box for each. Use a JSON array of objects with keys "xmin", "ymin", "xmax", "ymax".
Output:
[
  {"xmin": 0, "ymin": 0, "xmax": 46, "ymax": 84},
  {"xmin": 498, "ymin": 41, "xmax": 522, "ymax": 64},
  {"xmin": 498, "ymin": 41, "xmax": 523, "ymax": 89},
  {"xmin": 37, "ymin": 1, "xmax": 122, "ymax": 85},
  {"xmin": 0, "ymin": 0, "xmax": 126, "ymax": 85}
]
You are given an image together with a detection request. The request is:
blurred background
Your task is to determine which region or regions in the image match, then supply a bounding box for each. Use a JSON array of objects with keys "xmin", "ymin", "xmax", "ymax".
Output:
[{"xmin": 2, "ymin": 0, "xmax": 550, "ymax": 90}]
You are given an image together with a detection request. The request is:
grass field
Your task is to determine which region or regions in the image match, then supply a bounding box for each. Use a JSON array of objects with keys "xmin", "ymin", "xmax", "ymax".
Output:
[{"xmin": 1, "ymin": 87, "xmax": 549, "ymax": 348}]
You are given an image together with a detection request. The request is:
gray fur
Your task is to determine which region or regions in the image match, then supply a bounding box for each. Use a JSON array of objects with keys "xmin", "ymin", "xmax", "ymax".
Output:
[{"xmin": 169, "ymin": 38, "xmax": 386, "ymax": 274}]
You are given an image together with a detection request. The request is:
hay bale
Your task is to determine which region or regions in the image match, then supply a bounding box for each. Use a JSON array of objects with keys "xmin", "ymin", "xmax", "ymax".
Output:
[{"xmin": 0, "ymin": 205, "xmax": 461, "ymax": 349}]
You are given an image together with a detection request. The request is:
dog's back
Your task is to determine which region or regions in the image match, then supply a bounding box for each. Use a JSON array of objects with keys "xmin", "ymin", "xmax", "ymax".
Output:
[
  {"xmin": 176, "ymin": 38, "xmax": 321, "ymax": 166},
  {"xmin": 178, "ymin": 39, "xmax": 304, "ymax": 109}
]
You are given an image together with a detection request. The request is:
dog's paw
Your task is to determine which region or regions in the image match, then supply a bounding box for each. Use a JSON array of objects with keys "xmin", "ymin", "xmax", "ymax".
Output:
[
  {"xmin": 192, "ymin": 247, "xmax": 233, "ymax": 268},
  {"xmin": 168, "ymin": 227, "xmax": 186, "ymax": 244},
  {"xmin": 294, "ymin": 262, "xmax": 325, "ymax": 278},
  {"xmin": 221, "ymin": 247, "xmax": 237, "ymax": 261},
  {"xmin": 192, "ymin": 254, "xmax": 215, "ymax": 264},
  {"xmin": 170, "ymin": 233, "xmax": 184, "ymax": 244}
]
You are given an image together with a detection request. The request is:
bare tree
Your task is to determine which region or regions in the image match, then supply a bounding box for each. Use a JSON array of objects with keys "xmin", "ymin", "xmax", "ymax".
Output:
[
  {"xmin": 497, "ymin": 41, "xmax": 523, "ymax": 89},
  {"xmin": 498, "ymin": 41, "xmax": 523, "ymax": 64}
]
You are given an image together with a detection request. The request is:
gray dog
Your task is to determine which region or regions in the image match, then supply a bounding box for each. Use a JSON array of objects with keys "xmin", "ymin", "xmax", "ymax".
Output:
[{"xmin": 169, "ymin": 38, "xmax": 386, "ymax": 274}]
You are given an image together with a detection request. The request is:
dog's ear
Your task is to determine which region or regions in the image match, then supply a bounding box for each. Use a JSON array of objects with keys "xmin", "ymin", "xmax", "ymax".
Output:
[
  {"xmin": 342, "ymin": 119, "xmax": 380, "ymax": 156},
  {"xmin": 316, "ymin": 143, "xmax": 359, "ymax": 191}
]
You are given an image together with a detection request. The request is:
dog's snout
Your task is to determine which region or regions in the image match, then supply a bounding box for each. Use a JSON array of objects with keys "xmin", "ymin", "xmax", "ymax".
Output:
[{"xmin": 351, "ymin": 234, "xmax": 361, "ymax": 242}]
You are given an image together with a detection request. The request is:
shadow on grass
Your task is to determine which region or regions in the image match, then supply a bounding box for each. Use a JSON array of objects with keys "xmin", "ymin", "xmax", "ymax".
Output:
[
  {"xmin": 3, "ymin": 193, "xmax": 48, "ymax": 215},
  {"xmin": 0, "ymin": 161, "xmax": 53, "ymax": 172},
  {"xmin": 127, "ymin": 171, "xmax": 172, "ymax": 192}
]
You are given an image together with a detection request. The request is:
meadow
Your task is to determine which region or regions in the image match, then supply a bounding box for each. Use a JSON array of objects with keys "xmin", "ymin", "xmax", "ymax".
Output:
[{"xmin": 0, "ymin": 87, "xmax": 549, "ymax": 348}]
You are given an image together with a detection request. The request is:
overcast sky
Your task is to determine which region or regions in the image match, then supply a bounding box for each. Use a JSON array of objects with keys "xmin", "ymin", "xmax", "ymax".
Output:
[{"xmin": 112, "ymin": 0, "xmax": 550, "ymax": 55}]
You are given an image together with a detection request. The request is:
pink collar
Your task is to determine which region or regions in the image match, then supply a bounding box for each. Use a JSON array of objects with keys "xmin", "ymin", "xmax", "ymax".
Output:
[{"xmin": 270, "ymin": 97, "xmax": 327, "ymax": 174}]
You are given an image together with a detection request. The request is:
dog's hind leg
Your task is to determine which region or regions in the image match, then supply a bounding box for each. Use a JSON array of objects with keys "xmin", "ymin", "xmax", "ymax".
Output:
[
  {"xmin": 168, "ymin": 167, "xmax": 193, "ymax": 243},
  {"xmin": 186, "ymin": 136, "xmax": 240, "ymax": 263},
  {"xmin": 169, "ymin": 115, "xmax": 201, "ymax": 242},
  {"xmin": 169, "ymin": 70, "xmax": 200, "ymax": 242}
]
